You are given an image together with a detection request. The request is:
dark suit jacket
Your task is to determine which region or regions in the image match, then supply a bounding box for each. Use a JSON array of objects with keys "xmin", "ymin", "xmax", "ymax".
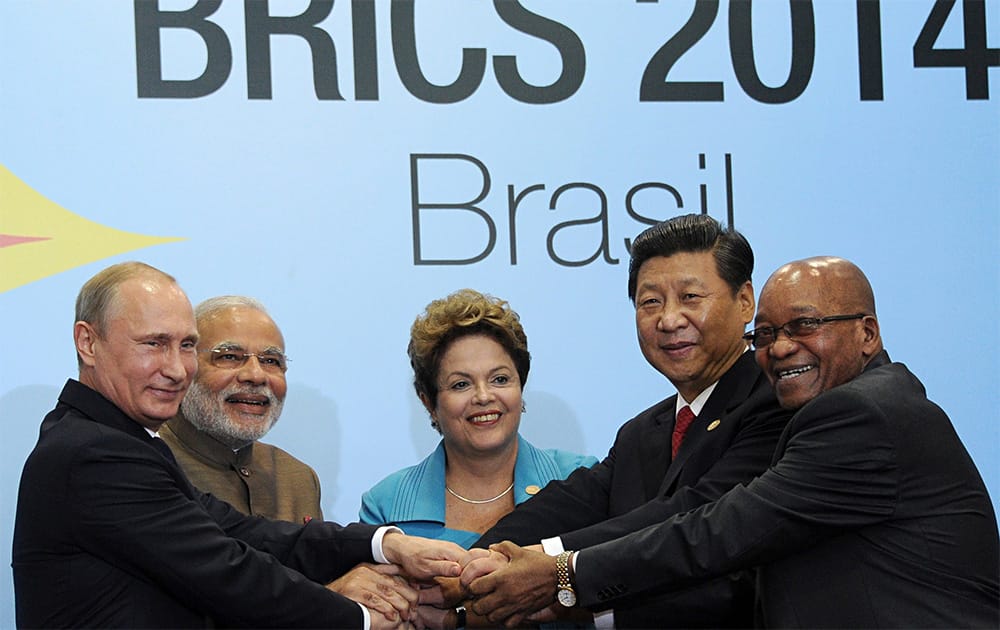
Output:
[
  {"xmin": 12, "ymin": 380, "xmax": 377, "ymax": 629},
  {"xmin": 477, "ymin": 351, "xmax": 792, "ymax": 627},
  {"xmin": 575, "ymin": 352, "xmax": 1000, "ymax": 628}
]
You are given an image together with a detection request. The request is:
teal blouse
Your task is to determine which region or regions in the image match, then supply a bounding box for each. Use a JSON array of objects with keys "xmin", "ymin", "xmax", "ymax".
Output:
[{"xmin": 360, "ymin": 435, "xmax": 597, "ymax": 548}]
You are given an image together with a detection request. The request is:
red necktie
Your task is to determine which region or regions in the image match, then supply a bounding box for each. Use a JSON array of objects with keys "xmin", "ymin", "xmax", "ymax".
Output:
[{"xmin": 672, "ymin": 405, "xmax": 696, "ymax": 458}]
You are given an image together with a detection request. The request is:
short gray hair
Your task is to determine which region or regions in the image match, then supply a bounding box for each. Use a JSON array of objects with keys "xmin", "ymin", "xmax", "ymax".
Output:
[{"xmin": 194, "ymin": 295, "xmax": 268, "ymax": 326}]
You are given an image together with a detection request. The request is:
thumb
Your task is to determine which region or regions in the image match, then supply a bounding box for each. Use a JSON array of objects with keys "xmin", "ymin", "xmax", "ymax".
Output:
[
  {"xmin": 489, "ymin": 540, "xmax": 521, "ymax": 560},
  {"xmin": 422, "ymin": 559, "xmax": 462, "ymax": 579}
]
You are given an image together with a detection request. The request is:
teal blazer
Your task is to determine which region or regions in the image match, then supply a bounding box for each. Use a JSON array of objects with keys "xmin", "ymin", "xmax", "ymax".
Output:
[{"xmin": 360, "ymin": 435, "xmax": 597, "ymax": 548}]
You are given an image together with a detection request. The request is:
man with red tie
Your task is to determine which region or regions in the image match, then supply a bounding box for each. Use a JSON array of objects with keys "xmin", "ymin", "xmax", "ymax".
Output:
[
  {"xmin": 468, "ymin": 256, "xmax": 999, "ymax": 629},
  {"xmin": 466, "ymin": 214, "xmax": 793, "ymax": 628}
]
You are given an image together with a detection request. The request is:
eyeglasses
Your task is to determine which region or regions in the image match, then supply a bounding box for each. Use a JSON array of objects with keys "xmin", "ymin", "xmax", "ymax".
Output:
[
  {"xmin": 200, "ymin": 347, "xmax": 289, "ymax": 373},
  {"xmin": 743, "ymin": 313, "xmax": 868, "ymax": 350}
]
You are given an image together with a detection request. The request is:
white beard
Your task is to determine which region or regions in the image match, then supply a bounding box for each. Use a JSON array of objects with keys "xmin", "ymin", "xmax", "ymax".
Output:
[{"xmin": 180, "ymin": 379, "xmax": 284, "ymax": 449}]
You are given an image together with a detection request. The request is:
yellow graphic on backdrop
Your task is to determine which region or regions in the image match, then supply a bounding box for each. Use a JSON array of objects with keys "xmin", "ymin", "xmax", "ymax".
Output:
[{"xmin": 0, "ymin": 164, "xmax": 184, "ymax": 293}]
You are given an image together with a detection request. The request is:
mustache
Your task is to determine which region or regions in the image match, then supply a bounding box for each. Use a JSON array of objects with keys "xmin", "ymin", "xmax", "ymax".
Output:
[{"xmin": 220, "ymin": 385, "xmax": 279, "ymax": 405}]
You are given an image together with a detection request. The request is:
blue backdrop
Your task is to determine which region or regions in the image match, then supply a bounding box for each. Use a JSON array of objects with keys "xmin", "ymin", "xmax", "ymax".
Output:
[{"xmin": 2, "ymin": 2, "xmax": 997, "ymax": 626}]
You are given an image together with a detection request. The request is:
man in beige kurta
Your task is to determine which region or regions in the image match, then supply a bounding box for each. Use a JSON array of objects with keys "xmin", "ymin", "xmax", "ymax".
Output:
[{"xmin": 161, "ymin": 295, "xmax": 322, "ymax": 523}]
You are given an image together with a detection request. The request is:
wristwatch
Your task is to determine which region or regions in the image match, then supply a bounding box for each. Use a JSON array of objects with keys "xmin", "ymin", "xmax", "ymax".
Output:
[{"xmin": 555, "ymin": 550, "xmax": 577, "ymax": 607}]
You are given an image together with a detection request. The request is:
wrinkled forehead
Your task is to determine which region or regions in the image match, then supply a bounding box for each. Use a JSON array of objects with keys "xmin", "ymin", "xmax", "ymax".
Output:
[
  {"xmin": 757, "ymin": 267, "xmax": 836, "ymax": 322},
  {"xmin": 112, "ymin": 276, "xmax": 196, "ymax": 325}
]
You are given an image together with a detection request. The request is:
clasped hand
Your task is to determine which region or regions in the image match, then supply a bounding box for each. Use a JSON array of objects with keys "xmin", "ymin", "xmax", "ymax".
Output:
[
  {"xmin": 334, "ymin": 532, "xmax": 468, "ymax": 629},
  {"xmin": 376, "ymin": 541, "xmax": 572, "ymax": 629},
  {"xmin": 426, "ymin": 543, "xmax": 566, "ymax": 628}
]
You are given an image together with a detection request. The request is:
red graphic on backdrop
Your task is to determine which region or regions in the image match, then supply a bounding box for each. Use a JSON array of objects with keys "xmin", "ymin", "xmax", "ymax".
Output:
[{"xmin": 0, "ymin": 234, "xmax": 52, "ymax": 248}]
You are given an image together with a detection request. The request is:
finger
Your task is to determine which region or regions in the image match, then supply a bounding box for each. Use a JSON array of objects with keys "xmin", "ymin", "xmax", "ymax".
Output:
[
  {"xmin": 362, "ymin": 594, "xmax": 400, "ymax": 623},
  {"xmin": 417, "ymin": 559, "xmax": 462, "ymax": 579},
  {"xmin": 431, "ymin": 576, "xmax": 465, "ymax": 607},
  {"xmin": 413, "ymin": 604, "xmax": 450, "ymax": 630},
  {"xmin": 466, "ymin": 570, "xmax": 500, "ymax": 598},
  {"xmin": 460, "ymin": 547, "xmax": 490, "ymax": 568},
  {"xmin": 411, "ymin": 538, "xmax": 468, "ymax": 566},
  {"xmin": 371, "ymin": 562, "xmax": 403, "ymax": 576},
  {"xmin": 375, "ymin": 581, "xmax": 418, "ymax": 619},
  {"xmin": 459, "ymin": 558, "xmax": 499, "ymax": 588},
  {"xmin": 469, "ymin": 592, "xmax": 499, "ymax": 619},
  {"xmin": 465, "ymin": 607, "xmax": 491, "ymax": 628},
  {"xmin": 416, "ymin": 583, "xmax": 444, "ymax": 606},
  {"xmin": 481, "ymin": 597, "xmax": 525, "ymax": 627},
  {"xmin": 489, "ymin": 541, "xmax": 520, "ymax": 560},
  {"xmin": 475, "ymin": 588, "xmax": 545, "ymax": 627},
  {"xmin": 504, "ymin": 611, "xmax": 528, "ymax": 629},
  {"xmin": 387, "ymin": 576, "xmax": 421, "ymax": 609}
]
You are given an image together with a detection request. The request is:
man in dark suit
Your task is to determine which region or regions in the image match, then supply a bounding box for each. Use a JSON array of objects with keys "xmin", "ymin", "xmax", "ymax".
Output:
[
  {"xmin": 466, "ymin": 256, "xmax": 1000, "ymax": 628},
  {"xmin": 460, "ymin": 214, "xmax": 792, "ymax": 628},
  {"xmin": 12, "ymin": 261, "xmax": 466, "ymax": 629}
]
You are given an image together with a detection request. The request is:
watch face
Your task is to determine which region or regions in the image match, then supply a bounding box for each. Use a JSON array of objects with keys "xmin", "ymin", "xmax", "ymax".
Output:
[{"xmin": 557, "ymin": 588, "xmax": 577, "ymax": 607}]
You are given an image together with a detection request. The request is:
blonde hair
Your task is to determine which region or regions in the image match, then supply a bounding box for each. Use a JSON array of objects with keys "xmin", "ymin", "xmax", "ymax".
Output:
[{"xmin": 408, "ymin": 289, "xmax": 530, "ymax": 414}]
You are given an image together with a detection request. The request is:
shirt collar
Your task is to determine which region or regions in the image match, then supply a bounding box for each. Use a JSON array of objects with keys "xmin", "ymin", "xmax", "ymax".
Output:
[
  {"xmin": 676, "ymin": 379, "xmax": 719, "ymax": 418},
  {"xmin": 675, "ymin": 347, "xmax": 750, "ymax": 417}
]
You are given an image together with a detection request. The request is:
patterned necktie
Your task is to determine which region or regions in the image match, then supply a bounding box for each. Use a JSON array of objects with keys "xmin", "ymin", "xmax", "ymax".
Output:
[{"xmin": 671, "ymin": 405, "xmax": 696, "ymax": 458}]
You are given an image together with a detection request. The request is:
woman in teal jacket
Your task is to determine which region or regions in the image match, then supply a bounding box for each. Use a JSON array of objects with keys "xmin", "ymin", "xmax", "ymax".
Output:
[{"xmin": 360, "ymin": 289, "xmax": 596, "ymax": 548}]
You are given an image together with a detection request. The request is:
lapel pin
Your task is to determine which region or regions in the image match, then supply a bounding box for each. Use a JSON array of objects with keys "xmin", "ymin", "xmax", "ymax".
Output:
[
  {"xmin": 707, "ymin": 419, "xmax": 721, "ymax": 431},
  {"xmin": 525, "ymin": 484, "xmax": 541, "ymax": 495}
]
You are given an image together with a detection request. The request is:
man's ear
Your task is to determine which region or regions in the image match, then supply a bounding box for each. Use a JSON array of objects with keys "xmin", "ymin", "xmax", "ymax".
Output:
[
  {"xmin": 74, "ymin": 321, "xmax": 99, "ymax": 367},
  {"xmin": 860, "ymin": 315, "xmax": 881, "ymax": 358},
  {"xmin": 738, "ymin": 281, "xmax": 756, "ymax": 324}
]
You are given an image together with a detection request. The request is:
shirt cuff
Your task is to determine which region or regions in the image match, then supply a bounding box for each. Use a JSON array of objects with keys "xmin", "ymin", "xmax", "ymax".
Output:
[
  {"xmin": 372, "ymin": 525, "xmax": 402, "ymax": 564},
  {"xmin": 593, "ymin": 607, "xmax": 615, "ymax": 629},
  {"xmin": 359, "ymin": 603, "xmax": 371, "ymax": 630},
  {"xmin": 540, "ymin": 536, "xmax": 565, "ymax": 556}
]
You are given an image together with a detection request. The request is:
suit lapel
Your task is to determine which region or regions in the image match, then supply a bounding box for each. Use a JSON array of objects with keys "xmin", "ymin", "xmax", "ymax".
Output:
[
  {"xmin": 658, "ymin": 352, "xmax": 760, "ymax": 493},
  {"xmin": 639, "ymin": 394, "xmax": 677, "ymax": 500}
]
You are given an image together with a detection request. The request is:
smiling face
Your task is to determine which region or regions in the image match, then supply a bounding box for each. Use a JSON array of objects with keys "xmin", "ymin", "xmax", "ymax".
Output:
[
  {"xmin": 75, "ymin": 274, "xmax": 199, "ymax": 430},
  {"xmin": 180, "ymin": 306, "xmax": 287, "ymax": 448},
  {"xmin": 634, "ymin": 251, "xmax": 755, "ymax": 401},
  {"xmin": 754, "ymin": 258, "xmax": 881, "ymax": 410},
  {"xmin": 428, "ymin": 334, "xmax": 522, "ymax": 460}
]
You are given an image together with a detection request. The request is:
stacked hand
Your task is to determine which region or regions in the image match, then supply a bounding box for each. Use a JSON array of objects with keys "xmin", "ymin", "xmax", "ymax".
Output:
[
  {"xmin": 327, "ymin": 563, "xmax": 418, "ymax": 627},
  {"xmin": 337, "ymin": 532, "xmax": 468, "ymax": 629},
  {"xmin": 462, "ymin": 542, "xmax": 559, "ymax": 627},
  {"xmin": 366, "ymin": 539, "xmax": 577, "ymax": 629},
  {"xmin": 382, "ymin": 531, "xmax": 466, "ymax": 581}
]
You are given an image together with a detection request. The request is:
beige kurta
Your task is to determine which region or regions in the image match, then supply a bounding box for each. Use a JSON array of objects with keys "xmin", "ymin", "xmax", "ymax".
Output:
[{"xmin": 161, "ymin": 413, "xmax": 323, "ymax": 524}]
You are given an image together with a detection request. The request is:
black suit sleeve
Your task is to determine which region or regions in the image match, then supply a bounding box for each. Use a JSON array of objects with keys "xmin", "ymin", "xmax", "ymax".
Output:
[
  {"xmin": 200, "ymin": 490, "xmax": 378, "ymax": 582},
  {"xmin": 561, "ymin": 385, "xmax": 789, "ymax": 550},
  {"xmin": 475, "ymin": 435, "xmax": 620, "ymax": 547},
  {"xmin": 71, "ymin": 431, "xmax": 372, "ymax": 628},
  {"xmin": 574, "ymin": 389, "xmax": 898, "ymax": 609}
]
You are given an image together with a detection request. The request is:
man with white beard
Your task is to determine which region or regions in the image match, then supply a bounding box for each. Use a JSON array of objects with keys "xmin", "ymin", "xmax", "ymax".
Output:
[
  {"xmin": 162, "ymin": 295, "xmax": 428, "ymax": 622},
  {"xmin": 161, "ymin": 296, "xmax": 322, "ymax": 523}
]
